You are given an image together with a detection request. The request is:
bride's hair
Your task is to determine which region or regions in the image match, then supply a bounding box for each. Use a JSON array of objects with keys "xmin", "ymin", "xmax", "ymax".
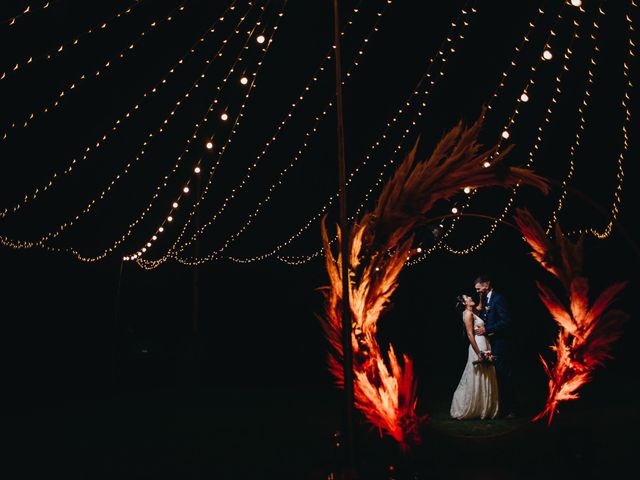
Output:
[{"xmin": 455, "ymin": 294, "xmax": 467, "ymax": 313}]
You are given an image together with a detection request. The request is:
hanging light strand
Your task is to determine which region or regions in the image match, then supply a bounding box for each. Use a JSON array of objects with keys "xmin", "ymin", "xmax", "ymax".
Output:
[
  {"xmin": 269, "ymin": 3, "xmax": 480, "ymax": 266},
  {"xmin": 1, "ymin": 0, "xmax": 59, "ymax": 27},
  {"xmin": 133, "ymin": 1, "xmax": 289, "ymax": 268},
  {"xmin": 0, "ymin": 0, "xmax": 243, "ymax": 220},
  {"xmin": 117, "ymin": 2, "xmax": 277, "ymax": 263},
  {"xmin": 1, "ymin": 0, "xmax": 144, "ymax": 84},
  {"xmin": 436, "ymin": 12, "xmax": 586, "ymax": 257},
  {"xmin": 403, "ymin": 2, "xmax": 558, "ymax": 266},
  {"xmin": 585, "ymin": 0, "xmax": 635, "ymax": 239},
  {"xmin": 279, "ymin": 2, "xmax": 561, "ymax": 266},
  {"xmin": 546, "ymin": 6, "xmax": 604, "ymax": 233},
  {"xmin": 0, "ymin": 2, "xmax": 263, "ymax": 256},
  {"xmin": 42, "ymin": 3, "xmax": 270, "ymax": 264},
  {"xmin": 170, "ymin": 0, "xmax": 394, "ymax": 263},
  {"xmin": 404, "ymin": 13, "xmax": 555, "ymax": 266},
  {"xmin": 29, "ymin": 2, "xmax": 263, "ymax": 249},
  {"xmin": 0, "ymin": 0, "xmax": 191, "ymax": 142},
  {"xmin": 215, "ymin": 2, "xmax": 480, "ymax": 265},
  {"xmin": 406, "ymin": 2, "xmax": 585, "ymax": 263}
]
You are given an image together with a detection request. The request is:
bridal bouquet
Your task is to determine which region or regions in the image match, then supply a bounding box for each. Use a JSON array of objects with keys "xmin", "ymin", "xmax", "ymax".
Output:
[{"xmin": 473, "ymin": 351, "xmax": 496, "ymax": 366}]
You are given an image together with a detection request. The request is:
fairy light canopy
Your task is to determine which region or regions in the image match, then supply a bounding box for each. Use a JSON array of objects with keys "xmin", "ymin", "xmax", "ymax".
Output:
[{"xmin": 0, "ymin": 0, "xmax": 636, "ymax": 266}]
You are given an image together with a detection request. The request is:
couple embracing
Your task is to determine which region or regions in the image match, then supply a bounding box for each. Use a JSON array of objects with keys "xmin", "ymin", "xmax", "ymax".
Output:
[{"xmin": 450, "ymin": 274, "xmax": 517, "ymax": 420}]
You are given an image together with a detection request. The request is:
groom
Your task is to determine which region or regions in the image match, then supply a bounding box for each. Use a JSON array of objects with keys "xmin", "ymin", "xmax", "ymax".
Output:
[{"xmin": 473, "ymin": 274, "xmax": 516, "ymax": 418}]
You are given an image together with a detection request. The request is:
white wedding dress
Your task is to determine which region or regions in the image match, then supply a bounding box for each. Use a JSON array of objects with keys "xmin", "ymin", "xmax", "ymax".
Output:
[{"xmin": 450, "ymin": 313, "xmax": 499, "ymax": 420}]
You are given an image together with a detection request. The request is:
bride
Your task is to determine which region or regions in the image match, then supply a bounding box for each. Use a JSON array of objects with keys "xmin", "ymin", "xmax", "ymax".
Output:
[{"xmin": 450, "ymin": 294, "xmax": 499, "ymax": 420}]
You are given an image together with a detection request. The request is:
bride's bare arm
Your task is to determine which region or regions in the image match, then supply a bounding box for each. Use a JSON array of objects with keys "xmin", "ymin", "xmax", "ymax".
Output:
[{"xmin": 463, "ymin": 311, "xmax": 483, "ymax": 358}]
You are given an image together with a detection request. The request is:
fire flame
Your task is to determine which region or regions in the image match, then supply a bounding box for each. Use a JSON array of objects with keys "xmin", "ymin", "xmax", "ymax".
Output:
[{"xmin": 513, "ymin": 209, "xmax": 628, "ymax": 425}]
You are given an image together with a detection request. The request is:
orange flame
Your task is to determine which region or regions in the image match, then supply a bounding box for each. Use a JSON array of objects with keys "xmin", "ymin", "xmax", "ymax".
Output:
[{"xmin": 514, "ymin": 209, "xmax": 628, "ymax": 425}]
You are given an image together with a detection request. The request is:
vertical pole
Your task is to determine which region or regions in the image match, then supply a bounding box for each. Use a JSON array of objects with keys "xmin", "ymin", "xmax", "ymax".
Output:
[
  {"xmin": 112, "ymin": 259, "xmax": 125, "ymax": 387},
  {"xmin": 332, "ymin": 0, "xmax": 356, "ymax": 475},
  {"xmin": 192, "ymin": 172, "xmax": 201, "ymax": 336}
]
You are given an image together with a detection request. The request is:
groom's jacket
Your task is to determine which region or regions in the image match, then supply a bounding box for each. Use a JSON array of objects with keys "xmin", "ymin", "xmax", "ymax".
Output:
[{"xmin": 483, "ymin": 290, "xmax": 512, "ymax": 338}]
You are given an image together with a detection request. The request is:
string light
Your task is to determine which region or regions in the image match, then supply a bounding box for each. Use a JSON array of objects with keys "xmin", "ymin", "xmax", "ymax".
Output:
[
  {"xmin": 181, "ymin": 2, "xmax": 474, "ymax": 265},
  {"xmin": 272, "ymin": 2, "xmax": 479, "ymax": 266},
  {"xmin": 131, "ymin": 1, "xmax": 287, "ymax": 264},
  {"xmin": 240, "ymin": 76, "xmax": 249, "ymax": 84},
  {"xmin": 316, "ymin": 1, "xmax": 551, "ymax": 267},
  {"xmin": 144, "ymin": 0, "xmax": 395, "ymax": 266},
  {"xmin": 437, "ymin": 8, "xmax": 585, "ymax": 258},
  {"xmin": 520, "ymin": 92, "xmax": 530, "ymax": 102},
  {"xmin": 542, "ymin": 49, "xmax": 554, "ymax": 60},
  {"xmin": 406, "ymin": 3, "xmax": 575, "ymax": 266},
  {"xmin": 584, "ymin": 0, "xmax": 634, "ymax": 239},
  {"xmin": 71, "ymin": 1, "xmax": 265, "ymax": 261},
  {"xmin": 220, "ymin": 112, "xmax": 229, "ymax": 121},
  {"xmin": 1, "ymin": 0, "xmax": 57, "ymax": 27},
  {"xmin": 547, "ymin": 6, "xmax": 605, "ymax": 233},
  {"xmin": 0, "ymin": 1, "xmax": 191, "ymax": 142},
  {"xmin": 1, "ymin": 1, "xmax": 143, "ymax": 83},
  {"xmin": 256, "ymin": 34, "xmax": 266, "ymax": 43},
  {"xmin": 93, "ymin": 1, "xmax": 274, "ymax": 263},
  {"xmin": 218, "ymin": 3, "xmax": 479, "ymax": 265},
  {"xmin": 136, "ymin": 0, "xmax": 391, "ymax": 266},
  {"xmin": 0, "ymin": 1, "xmax": 261, "ymax": 260},
  {"xmin": 25, "ymin": 2, "xmax": 259, "ymax": 252},
  {"xmin": 485, "ymin": 5, "xmax": 548, "ymax": 112},
  {"xmin": 0, "ymin": 1, "xmax": 243, "ymax": 220}
]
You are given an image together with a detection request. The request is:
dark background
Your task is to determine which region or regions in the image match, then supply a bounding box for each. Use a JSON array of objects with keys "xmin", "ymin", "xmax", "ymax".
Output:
[{"xmin": 0, "ymin": 1, "xmax": 638, "ymax": 478}]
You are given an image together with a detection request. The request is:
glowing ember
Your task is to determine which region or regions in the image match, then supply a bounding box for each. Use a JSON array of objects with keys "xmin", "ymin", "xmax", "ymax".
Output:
[
  {"xmin": 318, "ymin": 109, "xmax": 549, "ymax": 449},
  {"xmin": 514, "ymin": 209, "xmax": 628, "ymax": 425}
]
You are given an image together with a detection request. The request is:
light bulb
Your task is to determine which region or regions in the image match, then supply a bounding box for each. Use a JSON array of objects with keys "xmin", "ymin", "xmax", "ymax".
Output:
[
  {"xmin": 194, "ymin": 166, "xmax": 201, "ymax": 173},
  {"xmin": 570, "ymin": 0, "xmax": 582, "ymax": 7},
  {"xmin": 464, "ymin": 187, "xmax": 471, "ymax": 194},
  {"xmin": 167, "ymin": 216, "xmax": 173, "ymax": 222},
  {"xmin": 152, "ymin": 235, "xmax": 157, "ymax": 241},
  {"xmin": 183, "ymin": 186, "xmax": 190, "ymax": 193},
  {"xmin": 542, "ymin": 50, "xmax": 553, "ymax": 60},
  {"xmin": 146, "ymin": 242, "xmax": 152, "ymax": 247},
  {"xmin": 159, "ymin": 227, "xmax": 164, "ymax": 233},
  {"xmin": 256, "ymin": 34, "xmax": 266, "ymax": 44},
  {"xmin": 240, "ymin": 76, "xmax": 248, "ymax": 85},
  {"xmin": 451, "ymin": 207, "xmax": 459, "ymax": 214},
  {"xmin": 206, "ymin": 141, "xmax": 214, "ymax": 150},
  {"xmin": 483, "ymin": 161, "xmax": 491, "ymax": 168},
  {"xmin": 416, "ymin": 247, "xmax": 423, "ymax": 253},
  {"xmin": 221, "ymin": 113, "xmax": 229, "ymax": 121},
  {"xmin": 172, "ymin": 202, "xmax": 178, "ymax": 208},
  {"xmin": 520, "ymin": 92, "xmax": 529, "ymax": 102},
  {"xmin": 502, "ymin": 130, "xmax": 510, "ymax": 139}
]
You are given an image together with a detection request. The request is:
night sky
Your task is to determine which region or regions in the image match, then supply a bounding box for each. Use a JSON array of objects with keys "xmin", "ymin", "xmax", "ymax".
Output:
[{"xmin": 0, "ymin": 1, "xmax": 639, "ymax": 476}]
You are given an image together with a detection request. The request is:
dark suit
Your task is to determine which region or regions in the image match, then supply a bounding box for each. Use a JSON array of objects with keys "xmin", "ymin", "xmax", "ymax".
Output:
[{"xmin": 482, "ymin": 290, "xmax": 515, "ymax": 415}]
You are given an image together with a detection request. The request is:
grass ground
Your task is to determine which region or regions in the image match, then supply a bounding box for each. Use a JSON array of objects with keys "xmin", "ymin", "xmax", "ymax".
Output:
[{"xmin": 1, "ymin": 384, "xmax": 636, "ymax": 479}]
